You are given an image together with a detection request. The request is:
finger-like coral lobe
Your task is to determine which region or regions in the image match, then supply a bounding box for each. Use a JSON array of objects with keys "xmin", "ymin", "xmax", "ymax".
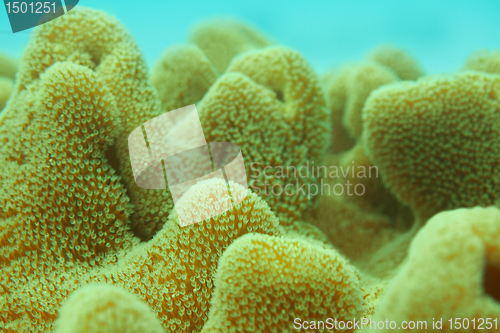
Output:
[
  {"xmin": 369, "ymin": 207, "xmax": 500, "ymax": 332},
  {"xmin": 0, "ymin": 54, "xmax": 17, "ymax": 80},
  {"xmin": 0, "ymin": 53, "xmax": 16, "ymax": 111},
  {"xmin": 53, "ymin": 284, "xmax": 164, "ymax": 333},
  {"xmin": 86, "ymin": 179, "xmax": 282, "ymax": 332},
  {"xmin": 323, "ymin": 61, "xmax": 398, "ymax": 152},
  {"xmin": 0, "ymin": 62, "xmax": 139, "ymax": 332},
  {"xmin": 2, "ymin": 179, "xmax": 282, "ymax": 332},
  {"xmin": 0, "ymin": 77, "xmax": 13, "ymax": 110},
  {"xmin": 190, "ymin": 19, "xmax": 271, "ymax": 73},
  {"xmin": 151, "ymin": 44, "xmax": 218, "ymax": 113},
  {"xmin": 464, "ymin": 50, "xmax": 500, "ymax": 75},
  {"xmin": 0, "ymin": 62, "xmax": 137, "ymax": 266},
  {"xmin": 8, "ymin": 6, "xmax": 166, "ymax": 240},
  {"xmin": 363, "ymin": 72, "xmax": 500, "ymax": 222},
  {"xmin": 4, "ymin": 4, "xmax": 495, "ymax": 333},
  {"xmin": 368, "ymin": 45, "xmax": 424, "ymax": 81},
  {"xmin": 200, "ymin": 46, "xmax": 329, "ymax": 225},
  {"xmin": 202, "ymin": 233, "xmax": 364, "ymax": 333}
]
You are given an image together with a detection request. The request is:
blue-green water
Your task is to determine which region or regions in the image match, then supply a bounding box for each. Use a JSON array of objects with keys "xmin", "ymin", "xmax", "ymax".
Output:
[{"xmin": 1, "ymin": 0, "xmax": 500, "ymax": 73}]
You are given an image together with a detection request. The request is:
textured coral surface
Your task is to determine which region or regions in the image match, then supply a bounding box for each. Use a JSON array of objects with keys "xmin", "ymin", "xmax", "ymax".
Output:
[{"xmin": 1, "ymin": 6, "xmax": 500, "ymax": 333}]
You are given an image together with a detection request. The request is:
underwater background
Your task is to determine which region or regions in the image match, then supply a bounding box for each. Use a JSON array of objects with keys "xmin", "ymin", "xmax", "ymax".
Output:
[
  {"xmin": 2, "ymin": 0, "xmax": 500, "ymax": 72},
  {"xmin": 2, "ymin": 0, "xmax": 500, "ymax": 332}
]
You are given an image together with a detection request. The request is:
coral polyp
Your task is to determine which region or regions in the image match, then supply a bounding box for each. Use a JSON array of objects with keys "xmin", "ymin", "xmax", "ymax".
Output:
[{"xmin": 1, "ymin": 4, "xmax": 499, "ymax": 333}]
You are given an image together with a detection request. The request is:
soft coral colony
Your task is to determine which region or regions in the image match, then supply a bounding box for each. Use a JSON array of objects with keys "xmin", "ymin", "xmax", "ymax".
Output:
[{"xmin": 0, "ymin": 7, "xmax": 499, "ymax": 333}]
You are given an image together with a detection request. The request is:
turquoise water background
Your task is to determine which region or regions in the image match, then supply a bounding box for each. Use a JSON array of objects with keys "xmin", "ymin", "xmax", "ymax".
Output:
[{"xmin": 1, "ymin": 0, "xmax": 500, "ymax": 74}]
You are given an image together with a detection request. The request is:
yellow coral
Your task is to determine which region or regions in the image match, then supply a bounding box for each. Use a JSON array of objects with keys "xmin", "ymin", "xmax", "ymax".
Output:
[
  {"xmin": 369, "ymin": 207, "xmax": 500, "ymax": 332},
  {"xmin": 199, "ymin": 46, "xmax": 329, "ymax": 225},
  {"xmin": 323, "ymin": 61, "xmax": 398, "ymax": 151},
  {"xmin": 151, "ymin": 44, "xmax": 218, "ymax": 113},
  {"xmin": 87, "ymin": 179, "xmax": 282, "ymax": 332},
  {"xmin": 151, "ymin": 43, "xmax": 328, "ymax": 226},
  {"xmin": 53, "ymin": 284, "xmax": 164, "ymax": 333},
  {"xmin": 362, "ymin": 72, "xmax": 500, "ymax": 222},
  {"xmin": 0, "ymin": 62, "xmax": 141, "ymax": 332},
  {"xmin": 190, "ymin": 19, "xmax": 271, "ymax": 73},
  {"xmin": 0, "ymin": 77, "xmax": 14, "ymax": 110},
  {"xmin": 335, "ymin": 145, "xmax": 413, "ymax": 225},
  {"xmin": 306, "ymin": 77, "xmax": 412, "ymax": 268},
  {"xmin": 202, "ymin": 233, "xmax": 364, "ymax": 332},
  {"xmin": 322, "ymin": 67, "xmax": 357, "ymax": 153},
  {"xmin": 343, "ymin": 62, "xmax": 399, "ymax": 140},
  {"xmin": 304, "ymin": 186, "xmax": 408, "ymax": 277},
  {"xmin": 281, "ymin": 220, "xmax": 334, "ymax": 248},
  {"xmin": 3, "ymin": 179, "xmax": 282, "ymax": 332},
  {"xmin": 464, "ymin": 50, "xmax": 500, "ymax": 75},
  {"xmin": 0, "ymin": 53, "xmax": 16, "ymax": 111},
  {"xmin": 0, "ymin": 62, "xmax": 137, "ymax": 268},
  {"xmin": 1, "ymin": 7, "xmax": 166, "ymax": 240},
  {"xmin": 368, "ymin": 45, "xmax": 424, "ymax": 81},
  {"xmin": 0, "ymin": 53, "xmax": 17, "ymax": 80}
]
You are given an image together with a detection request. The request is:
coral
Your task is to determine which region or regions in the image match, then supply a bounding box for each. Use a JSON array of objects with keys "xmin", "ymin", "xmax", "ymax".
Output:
[
  {"xmin": 6, "ymin": 5, "xmax": 496, "ymax": 333},
  {"xmin": 368, "ymin": 45, "xmax": 424, "ymax": 81},
  {"xmin": 85, "ymin": 179, "xmax": 282, "ymax": 332},
  {"xmin": 0, "ymin": 62, "xmax": 140, "ymax": 331},
  {"xmin": 281, "ymin": 220, "xmax": 334, "ymax": 248},
  {"xmin": 2, "ymin": 179, "xmax": 282, "ymax": 332},
  {"xmin": 0, "ymin": 54, "xmax": 17, "ymax": 111},
  {"xmin": 190, "ymin": 19, "xmax": 271, "ymax": 73},
  {"xmin": 199, "ymin": 46, "xmax": 329, "ymax": 225},
  {"xmin": 1, "ymin": 7, "xmax": 166, "ymax": 241},
  {"xmin": 151, "ymin": 43, "xmax": 329, "ymax": 226},
  {"xmin": 362, "ymin": 72, "xmax": 500, "ymax": 222},
  {"xmin": 369, "ymin": 207, "xmax": 500, "ymax": 332},
  {"xmin": 322, "ymin": 67, "xmax": 357, "ymax": 153},
  {"xmin": 0, "ymin": 53, "xmax": 17, "ymax": 80},
  {"xmin": 53, "ymin": 284, "xmax": 164, "ymax": 333},
  {"xmin": 0, "ymin": 62, "xmax": 138, "ymax": 268},
  {"xmin": 201, "ymin": 233, "xmax": 364, "ymax": 333},
  {"xmin": 304, "ymin": 185, "xmax": 408, "ymax": 277},
  {"xmin": 464, "ymin": 50, "xmax": 500, "ymax": 75},
  {"xmin": 335, "ymin": 144, "xmax": 413, "ymax": 225},
  {"xmin": 323, "ymin": 61, "xmax": 398, "ymax": 151},
  {"xmin": 342, "ymin": 62, "xmax": 399, "ymax": 140},
  {"xmin": 151, "ymin": 44, "xmax": 218, "ymax": 113},
  {"xmin": 0, "ymin": 77, "xmax": 14, "ymax": 110},
  {"xmin": 314, "ymin": 47, "xmax": 420, "ymax": 273}
]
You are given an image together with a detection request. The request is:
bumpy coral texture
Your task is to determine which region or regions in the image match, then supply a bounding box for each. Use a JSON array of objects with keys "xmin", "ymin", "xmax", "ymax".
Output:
[
  {"xmin": 314, "ymin": 60, "xmax": 413, "ymax": 268},
  {"xmin": 363, "ymin": 72, "xmax": 500, "ymax": 222},
  {"xmin": 0, "ymin": 77, "xmax": 13, "ymax": 110},
  {"xmin": 202, "ymin": 233, "xmax": 363, "ymax": 333},
  {"xmin": 464, "ymin": 50, "xmax": 500, "ymax": 75},
  {"xmin": 2, "ymin": 7, "xmax": 167, "ymax": 240},
  {"xmin": 6, "ymin": 5, "xmax": 499, "ymax": 333},
  {"xmin": 53, "ymin": 284, "xmax": 164, "ymax": 333},
  {"xmin": 199, "ymin": 46, "xmax": 329, "ymax": 225},
  {"xmin": 0, "ymin": 54, "xmax": 17, "ymax": 80},
  {"xmin": 0, "ymin": 54, "xmax": 16, "ymax": 111},
  {"xmin": 151, "ymin": 44, "xmax": 218, "ymax": 113},
  {"xmin": 368, "ymin": 45, "xmax": 424, "ymax": 81},
  {"xmin": 323, "ymin": 61, "xmax": 398, "ymax": 151},
  {"xmin": 0, "ymin": 61, "xmax": 139, "ymax": 332},
  {"xmin": 0, "ymin": 61, "xmax": 137, "ymax": 265},
  {"xmin": 82, "ymin": 179, "xmax": 282, "ymax": 333},
  {"xmin": 3, "ymin": 178, "xmax": 282, "ymax": 332},
  {"xmin": 370, "ymin": 207, "xmax": 500, "ymax": 332},
  {"xmin": 190, "ymin": 19, "xmax": 271, "ymax": 73}
]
